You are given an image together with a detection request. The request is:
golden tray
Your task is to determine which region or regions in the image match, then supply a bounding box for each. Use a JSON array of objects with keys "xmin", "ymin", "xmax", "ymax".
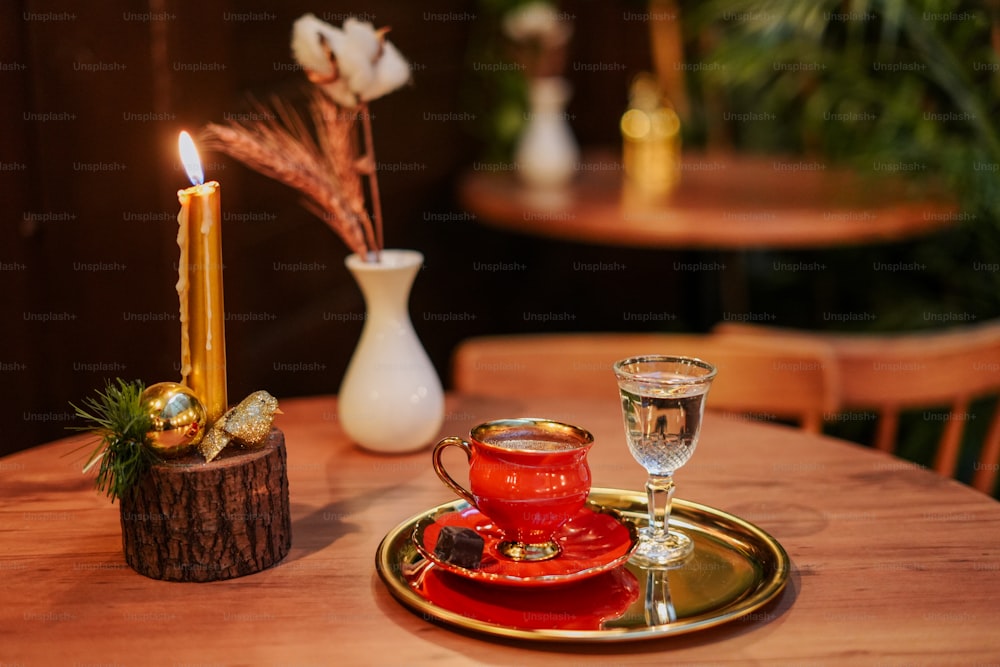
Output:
[{"xmin": 375, "ymin": 487, "xmax": 790, "ymax": 643}]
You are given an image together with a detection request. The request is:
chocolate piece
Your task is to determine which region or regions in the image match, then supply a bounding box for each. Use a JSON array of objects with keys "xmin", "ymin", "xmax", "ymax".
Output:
[{"xmin": 434, "ymin": 525, "xmax": 485, "ymax": 570}]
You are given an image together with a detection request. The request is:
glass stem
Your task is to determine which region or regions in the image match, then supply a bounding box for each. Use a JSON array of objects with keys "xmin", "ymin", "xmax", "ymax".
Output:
[{"xmin": 645, "ymin": 473, "xmax": 676, "ymax": 542}]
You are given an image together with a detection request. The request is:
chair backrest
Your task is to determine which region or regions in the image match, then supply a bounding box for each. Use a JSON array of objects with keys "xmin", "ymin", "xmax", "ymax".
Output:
[
  {"xmin": 451, "ymin": 332, "xmax": 840, "ymax": 433},
  {"xmin": 714, "ymin": 321, "xmax": 1000, "ymax": 494}
]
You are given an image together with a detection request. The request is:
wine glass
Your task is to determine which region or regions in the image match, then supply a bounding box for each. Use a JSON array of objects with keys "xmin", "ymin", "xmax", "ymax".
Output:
[{"xmin": 614, "ymin": 355, "xmax": 716, "ymax": 567}]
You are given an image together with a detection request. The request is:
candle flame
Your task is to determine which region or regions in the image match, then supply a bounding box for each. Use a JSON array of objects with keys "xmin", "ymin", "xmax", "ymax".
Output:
[{"xmin": 178, "ymin": 131, "xmax": 204, "ymax": 186}]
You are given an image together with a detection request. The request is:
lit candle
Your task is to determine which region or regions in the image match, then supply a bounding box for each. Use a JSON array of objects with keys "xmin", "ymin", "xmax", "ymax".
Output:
[{"xmin": 177, "ymin": 131, "xmax": 227, "ymax": 423}]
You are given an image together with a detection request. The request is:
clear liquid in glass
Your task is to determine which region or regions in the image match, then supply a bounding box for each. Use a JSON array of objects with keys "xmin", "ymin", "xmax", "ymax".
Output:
[{"xmin": 619, "ymin": 379, "xmax": 709, "ymax": 476}]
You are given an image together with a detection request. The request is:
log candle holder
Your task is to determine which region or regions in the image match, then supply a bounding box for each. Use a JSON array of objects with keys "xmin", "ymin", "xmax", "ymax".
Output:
[{"xmin": 119, "ymin": 427, "xmax": 291, "ymax": 582}]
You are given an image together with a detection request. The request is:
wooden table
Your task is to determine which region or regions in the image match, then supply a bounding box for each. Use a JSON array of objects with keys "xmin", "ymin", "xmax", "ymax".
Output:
[
  {"xmin": 460, "ymin": 152, "xmax": 958, "ymax": 250},
  {"xmin": 3, "ymin": 394, "xmax": 999, "ymax": 665}
]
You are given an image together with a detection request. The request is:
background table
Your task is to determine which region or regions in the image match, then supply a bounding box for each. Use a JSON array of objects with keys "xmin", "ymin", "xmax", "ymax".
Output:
[
  {"xmin": 461, "ymin": 151, "xmax": 958, "ymax": 312},
  {"xmin": 460, "ymin": 151, "xmax": 958, "ymax": 250},
  {"xmin": 2, "ymin": 394, "xmax": 999, "ymax": 665}
]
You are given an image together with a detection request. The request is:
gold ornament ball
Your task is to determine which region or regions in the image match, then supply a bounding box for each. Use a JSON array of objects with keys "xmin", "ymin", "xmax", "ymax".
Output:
[{"xmin": 141, "ymin": 382, "xmax": 207, "ymax": 457}]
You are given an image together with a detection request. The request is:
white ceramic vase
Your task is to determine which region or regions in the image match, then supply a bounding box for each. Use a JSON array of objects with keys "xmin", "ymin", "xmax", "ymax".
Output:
[
  {"xmin": 515, "ymin": 76, "xmax": 579, "ymax": 189},
  {"xmin": 337, "ymin": 249, "xmax": 445, "ymax": 453}
]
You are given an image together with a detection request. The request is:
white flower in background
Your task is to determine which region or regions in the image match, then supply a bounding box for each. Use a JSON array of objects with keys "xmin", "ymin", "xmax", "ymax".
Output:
[
  {"xmin": 502, "ymin": 2, "xmax": 572, "ymax": 47},
  {"xmin": 292, "ymin": 13, "xmax": 411, "ymax": 107}
]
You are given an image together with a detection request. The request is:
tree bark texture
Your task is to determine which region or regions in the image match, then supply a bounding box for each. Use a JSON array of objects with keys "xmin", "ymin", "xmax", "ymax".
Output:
[{"xmin": 119, "ymin": 428, "xmax": 291, "ymax": 582}]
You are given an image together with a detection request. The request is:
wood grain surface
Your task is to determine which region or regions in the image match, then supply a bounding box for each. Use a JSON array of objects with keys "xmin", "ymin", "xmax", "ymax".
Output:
[{"xmin": 2, "ymin": 394, "xmax": 999, "ymax": 666}]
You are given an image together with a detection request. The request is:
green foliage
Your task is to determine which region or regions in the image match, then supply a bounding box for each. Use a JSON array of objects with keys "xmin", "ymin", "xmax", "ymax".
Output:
[
  {"xmin": 684, "ymin": 0, "xmax": 1000, "ymax": 327},
  {"xmin": 464, "ymin": 1, "xmax": 536, "ymax": 161},
  {"xmin": 70, "ymin": 379, "xmax": 158, "ymax": 503},
  {"xmin": 682, "ymin": 3, "xmax": 999, "ymax": 493},
  {"xmin": 689, "ymin": 2, "xmax": 998, "ymax": 167}
]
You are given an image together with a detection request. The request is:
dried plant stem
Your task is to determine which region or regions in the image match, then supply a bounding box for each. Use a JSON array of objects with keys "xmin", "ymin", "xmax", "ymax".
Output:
[
  {"xmin": 359, "ymin": 103, "xmax": 384, "ymax": 257},
  {"xmin": 310, "ymin": 95, "xmax": 378, "ymax": 256},
  {"xmin": 201, "ymin": 92, "xmax": 381, "ymax": 258}
]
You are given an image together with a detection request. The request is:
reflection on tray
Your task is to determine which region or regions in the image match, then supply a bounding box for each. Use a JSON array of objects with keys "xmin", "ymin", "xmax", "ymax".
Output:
[
  {"xmin": 376, "ymin": 488, "xmax": 789, "ymax": 642},
  {"xmin": 412, "ymin": 563, "xmax": 640, "ymax": 631},
  {"xmin": 411, "ymin": 560, "xmax": 693, "ymax": 633}
]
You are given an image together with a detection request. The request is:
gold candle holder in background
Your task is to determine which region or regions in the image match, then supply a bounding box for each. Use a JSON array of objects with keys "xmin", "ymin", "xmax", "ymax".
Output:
[{"xmin": 620, "ymin": 72, "xmax": 682, "ymax": 198}]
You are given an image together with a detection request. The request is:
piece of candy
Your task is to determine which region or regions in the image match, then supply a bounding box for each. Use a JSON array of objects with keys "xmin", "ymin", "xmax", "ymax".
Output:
[{"xmin": 434, "ymin": 525, "xmax": 485, "ymax": 570}]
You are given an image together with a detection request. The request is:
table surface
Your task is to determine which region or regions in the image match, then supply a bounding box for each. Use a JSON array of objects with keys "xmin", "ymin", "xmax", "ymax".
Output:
[
  {"xmin": 459, "ymin": 152, "xmax": 958, "ymax": 249},
  {"xmin": 3, "ymin": 394, "xmax": 999, "ymax": 666}
]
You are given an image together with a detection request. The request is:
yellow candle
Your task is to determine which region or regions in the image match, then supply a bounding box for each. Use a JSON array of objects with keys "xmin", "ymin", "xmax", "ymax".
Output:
[{"xmin": 177, "ymin": 131, "xmax": 227, "ymax": 423}]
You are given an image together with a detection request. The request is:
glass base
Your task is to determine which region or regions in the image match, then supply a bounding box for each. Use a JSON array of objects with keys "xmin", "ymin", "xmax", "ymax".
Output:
[
  {"xmin": 629, "ymin": 528, "xmax": 694, "ymax": 568},
  {"xmin": 498, "ymin": 539, "xmax": 561, "ymax": 562}
]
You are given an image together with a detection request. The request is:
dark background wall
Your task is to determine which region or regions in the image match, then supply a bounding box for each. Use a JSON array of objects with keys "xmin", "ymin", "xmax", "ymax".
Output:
[
  {"xmin": 2, "ymin": 0, "xmax": 682, "ymax": 454},
  {"xmin": 4, "ymin": 1, "xmax": 995, "ymax": 458}
]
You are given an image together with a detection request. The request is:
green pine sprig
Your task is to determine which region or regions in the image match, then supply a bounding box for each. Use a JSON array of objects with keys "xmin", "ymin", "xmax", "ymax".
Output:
[{"xmin": 69, "ymin": 379, "xmax": 160, "ymax": 503}]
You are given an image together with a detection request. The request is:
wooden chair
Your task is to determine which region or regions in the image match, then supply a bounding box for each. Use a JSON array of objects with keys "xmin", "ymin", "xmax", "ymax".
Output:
[
  {"xmin": 713, "ymin": 320, "xmax": 1000, "ymax": 494},
  {"xmin": 451, "ymin": 332, "xmax": 840, "ymax": 433}
]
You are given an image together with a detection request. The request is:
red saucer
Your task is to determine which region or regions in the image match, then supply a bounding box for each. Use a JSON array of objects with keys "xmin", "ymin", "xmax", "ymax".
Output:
[{"xmin": 412, "ymin": 503, "xmax": 638, "ymax": 587}]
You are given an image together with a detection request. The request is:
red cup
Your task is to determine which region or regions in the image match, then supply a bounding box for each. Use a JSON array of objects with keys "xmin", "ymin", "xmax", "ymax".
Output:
[{"xmin": 432, "ymin": 418, "xmax": 594, "ymax": 562}]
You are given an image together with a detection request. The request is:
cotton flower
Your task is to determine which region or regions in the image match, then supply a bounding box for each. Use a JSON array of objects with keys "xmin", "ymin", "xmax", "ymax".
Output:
[
  {"xmin": 502, "ymin": 2, "xmax": 572, "ymax": 48},
  {"xmin": 292, "ymin": 14, "xmax": 411, "ymax": 108}
]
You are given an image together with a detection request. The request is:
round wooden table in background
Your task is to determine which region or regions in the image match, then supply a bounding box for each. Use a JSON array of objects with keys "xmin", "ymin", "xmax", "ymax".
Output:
[
  {"xmin": 2, "ymin": 394, "xmax": 998, "ymax": 665},
  {"xmin": 459, "ymin": 151, "xmax": 958, "ymax": 250}
]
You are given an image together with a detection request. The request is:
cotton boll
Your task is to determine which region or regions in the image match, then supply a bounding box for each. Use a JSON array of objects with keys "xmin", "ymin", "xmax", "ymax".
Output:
[
  {"xmin": 337, "ymin": 22, "xmax": 379, "ymax": 101},
  {"xmin": 291, "ymin": 13, "xmax": 412, "ymax": 107},
  {"xmin": 502, "ymin": 2, "xmax": 571, "ymax": 46},
  {"xmin": 361, "ymin": 40, "xmax": 411, "ymax": 102},
  {"xmin": 291, "ymin": 13, "xmax": 341, "ymax": 78},
  {"xmin": 343, "ymin": 18, "xmax": 382, "ymax": 61}
]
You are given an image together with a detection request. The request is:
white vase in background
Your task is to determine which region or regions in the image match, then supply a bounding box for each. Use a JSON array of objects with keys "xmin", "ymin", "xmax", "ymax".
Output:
[
  {"xmin": 337, "ymin": 249, "xmax": 444, "ymax": 453},
  {"xmin": 515, "ymin": 76, "xmax": 579, "ymax": 189}
]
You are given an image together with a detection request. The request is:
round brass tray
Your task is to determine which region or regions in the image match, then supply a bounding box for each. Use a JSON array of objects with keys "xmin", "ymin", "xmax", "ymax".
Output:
[{"xmin": 375, "ymin": 487, "xmax": 790, "ymax": 643}]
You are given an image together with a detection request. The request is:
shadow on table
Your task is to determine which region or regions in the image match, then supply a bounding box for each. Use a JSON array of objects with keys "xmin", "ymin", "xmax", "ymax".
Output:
[{"xmin": 284, "ymin": 483, "xmax": 405, "ymax": 562}]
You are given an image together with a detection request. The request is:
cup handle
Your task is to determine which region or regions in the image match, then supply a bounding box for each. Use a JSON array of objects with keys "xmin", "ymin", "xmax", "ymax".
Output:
[{"xmin": 432, "ymin": 436, "xmax": 477, "ymax": 508}]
